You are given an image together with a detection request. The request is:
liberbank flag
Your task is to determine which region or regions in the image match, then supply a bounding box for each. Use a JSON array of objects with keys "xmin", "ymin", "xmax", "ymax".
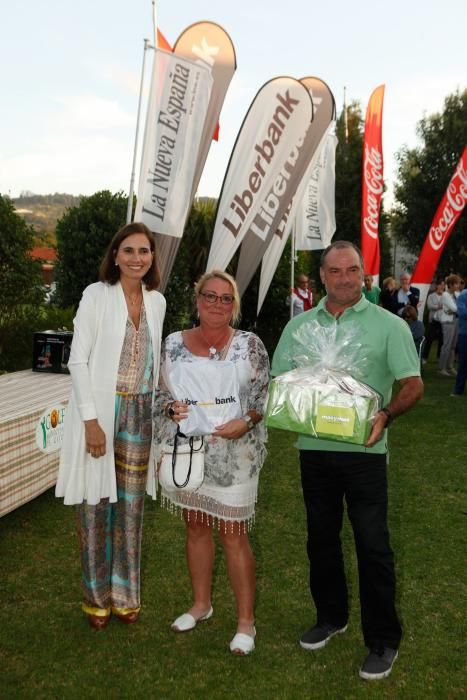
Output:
[
  {"xmin": 411, "ymin": 147, "xmax": 467, "ymax": 318},
  {"xmin": 257, "ymin": 122, "xmax": 337, "ymax": 315},
  {"xmin": 235, "ymin": 76, "xmax": 334, "ymax": 296},
  {"xmin": 206, "ymin": 77, "xmax": 313, "ymax": 273},
  {"xmin": 361, "ymin": 85, "xmax": 385, "ymax": 283},
  {"xmin": 135, "ymin": 48, "xmax": 212, "ymax": 237}
]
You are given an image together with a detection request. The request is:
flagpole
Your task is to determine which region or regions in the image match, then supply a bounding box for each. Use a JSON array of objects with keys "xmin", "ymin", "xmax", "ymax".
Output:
[
  {"xmin": 152, "ymin": 0, "xmax": 158, "ymax": 44},
  {"xmin": 290, "ymin": 219, "xmax": 296, "ymax": 320},
  {"xmin": 126, "ymin": 38, "xmax": 153, "ymax": 224}
]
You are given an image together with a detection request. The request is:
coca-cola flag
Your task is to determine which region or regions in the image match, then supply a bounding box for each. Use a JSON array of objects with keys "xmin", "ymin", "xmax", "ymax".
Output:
[
  {"xmin": 153, "ymin": 23, "xmax": 236, "ymax": 291},
  {"xmin": 411, "ymin": 147, "xmax": 467, "ymax": 317},
  {"xmin": 135, "ymin": 48, "xmax": 212, "ymax": 238},
  {"xmin": 206, "ymin": 77, "xmax": 313, "ymax": 273},
  {"xmin": 361, "ymin": 85, "xmax": 385, "ymax": 284},
  {"xmin": 234, "ymin": 77, "xmax": 334, "ymax": 296}
]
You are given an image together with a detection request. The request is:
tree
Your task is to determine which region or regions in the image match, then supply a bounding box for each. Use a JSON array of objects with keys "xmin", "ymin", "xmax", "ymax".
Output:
[
  {"xmin": 54, "ymin": 191, "xmax": 128, "ymax": 307},
  {"xmin": 163, "ymin": 198, "xmax": 217, "ymax": 335},
  {"xmin": 391, "ymin": 89, "xmax": 467, "ymax": 277},
  {"xmin": 0, "ymin": 195, "xmax": 45, "ymax": 371}
]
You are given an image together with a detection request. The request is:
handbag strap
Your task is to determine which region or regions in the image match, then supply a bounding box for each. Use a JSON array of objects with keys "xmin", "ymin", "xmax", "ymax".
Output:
[{"xmin": 171, "ymin": 426, "xmax": 204, "ymax": 489}]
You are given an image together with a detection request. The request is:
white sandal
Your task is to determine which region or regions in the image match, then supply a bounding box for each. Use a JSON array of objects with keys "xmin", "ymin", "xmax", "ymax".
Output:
[
  {"xmin": 171, "ymin": 606, "xmax": 213, "ymax": 632},
  {"xmin": 230, "ymin": 626, "xmax": 256, "ymax": 655}
]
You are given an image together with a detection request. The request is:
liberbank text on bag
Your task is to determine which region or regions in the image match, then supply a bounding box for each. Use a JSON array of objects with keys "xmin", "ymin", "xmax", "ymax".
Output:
[{"xmin": 167, "ymin": 359, "xmax": 242, "ymax": 435}]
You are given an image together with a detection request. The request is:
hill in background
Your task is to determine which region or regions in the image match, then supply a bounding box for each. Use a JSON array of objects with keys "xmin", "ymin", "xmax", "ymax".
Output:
[{"xmin": 13, "ymin": 192, "xmax": 81, "ymax": 243}]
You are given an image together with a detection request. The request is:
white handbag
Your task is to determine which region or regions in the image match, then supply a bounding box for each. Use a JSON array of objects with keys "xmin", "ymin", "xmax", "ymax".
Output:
[{"xmin": 159, "ymin": 428, "xmax": 205, "ymax": 493}]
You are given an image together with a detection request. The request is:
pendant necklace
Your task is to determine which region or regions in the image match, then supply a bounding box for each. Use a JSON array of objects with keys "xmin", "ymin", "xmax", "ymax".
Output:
[
  {"xmin": 125, "ymin": 291, "xmax": 142, "ymax": 306},
  {"xmin": 199, "ymin": 327, "xmax": 231, "ymax": 359}
]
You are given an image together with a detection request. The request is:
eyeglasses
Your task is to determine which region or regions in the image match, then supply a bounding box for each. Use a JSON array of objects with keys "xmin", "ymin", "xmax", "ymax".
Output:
[{"xmin": 199, "ymin": 292, "xmax": 234, "ymax": 305}]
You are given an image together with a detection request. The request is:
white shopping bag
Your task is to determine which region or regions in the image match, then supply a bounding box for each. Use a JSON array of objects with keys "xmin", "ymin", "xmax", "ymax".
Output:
[{"xmin": 167, "ymin": 359, "xmax": 242, "ymax": 435}]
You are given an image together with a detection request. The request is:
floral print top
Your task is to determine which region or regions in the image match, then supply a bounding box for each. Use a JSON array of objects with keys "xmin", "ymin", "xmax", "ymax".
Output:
[{"xmin": 153, "ymin": 330, "xmax": 270, "ymax": 502}]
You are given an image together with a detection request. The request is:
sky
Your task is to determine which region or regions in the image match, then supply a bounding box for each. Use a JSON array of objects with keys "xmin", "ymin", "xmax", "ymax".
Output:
[{"xmin": 1, "ymin": 0, "xmax": 465, "ymax": 209}]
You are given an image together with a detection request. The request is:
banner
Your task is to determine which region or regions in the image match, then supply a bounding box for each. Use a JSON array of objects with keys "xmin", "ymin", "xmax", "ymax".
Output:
[
  {"xmin": 206, "ymin": 77, "xmax": 314, "ymax": 274},
  {"xmin": 411, "ymin": 147, "xmax": 467, "ymax": 317},
  {"xmin": 295, "ymin": 123, "xmax": 337, "ymax": 250},
  {"xmin": 234, "ymin": 77, "xmax": 335, "ymax": 296},
  {"xmin": 361, "ymin": 85, "xmax": 385, "ymax": 284},
  {"xmin": 257, "ymin": 121, "xmax": 337, "ymax": 314},
  {"xmin": 135, "ymin": 48, "xmax": 212, "ymax": 238},
  {"xmin": 153, "ymin": 23, "xmax": 236, "ymax": 291}
]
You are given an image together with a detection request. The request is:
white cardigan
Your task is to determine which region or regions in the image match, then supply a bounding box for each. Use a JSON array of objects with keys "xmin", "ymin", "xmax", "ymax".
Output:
[{"xmin": 55, "ymin": 281, "xmax": 166, "ymax": 505}]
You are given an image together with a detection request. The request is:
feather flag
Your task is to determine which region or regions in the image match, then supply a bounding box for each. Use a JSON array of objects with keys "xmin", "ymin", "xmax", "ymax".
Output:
[
  {"xmin": 361, "ymin": 85, "xmax": 385, "ymax": 285},
  {"xmin": 411, "ymin": 147, "xmax": 467, "ymax": 317}
]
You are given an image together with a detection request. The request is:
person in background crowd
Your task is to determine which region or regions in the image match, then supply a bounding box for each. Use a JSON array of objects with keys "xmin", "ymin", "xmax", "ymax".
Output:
[
  {"xmin": 272, "ymin": 241, "xmax": 423, "ymax": 681},
  {"xmin": 438, "ymin": 274, "xmax": 461, "ymax": 376},
  {"xmin": 423, "ymin": 279, "xmax": 445, "ymax": 364},
  {"xmin": 401, "ymin": 305, "xmax": 425, "ymax": 357},
  {"xmin": 451, "ymin": 286, "xmax": 467, "ymax": 396},
  {"xmin": 362, "ymin": 274, "xmax": 381, "ymax": 304},
  {"xmin": 395, "ymin": 272, "xmax": 420, "ymax": 316},
  {"xmin": 153, "ymin": 271, "xmax": 270, "ymax": 656},
  {"xmin": 380, "ymin": 277, "xmax": 398, "ymax": 314},
  {"xmin": 56, "ymin": 222, "xmax": 166, "ymax": 630},
  {"xmin": 287, "ymin": 274, "xmax": 313, "ymax": 316}
]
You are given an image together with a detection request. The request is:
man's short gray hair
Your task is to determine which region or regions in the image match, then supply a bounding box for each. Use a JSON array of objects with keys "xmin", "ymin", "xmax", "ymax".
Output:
[{"xmin": 320, "ymin": 240, "xmax": 364, "ymax": 270}]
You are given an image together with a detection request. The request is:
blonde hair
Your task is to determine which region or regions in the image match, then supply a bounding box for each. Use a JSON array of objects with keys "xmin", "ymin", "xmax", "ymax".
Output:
[
  {"xmin": 194, "ymin": 270, "xmax": 241, "ymax": 324},
  {"xmin": 382, "ymin": 276, "xmax": 396, "ymax": 291}
]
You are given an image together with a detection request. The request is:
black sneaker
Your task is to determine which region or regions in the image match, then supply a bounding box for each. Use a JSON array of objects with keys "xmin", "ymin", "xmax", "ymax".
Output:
[
  {"xmin": 299, "ymin": 622, "xmax": 348, "ymax": 650},
  {"xmin": 359, "ymin": 647, "xmax": 398, "ymax": 680}
]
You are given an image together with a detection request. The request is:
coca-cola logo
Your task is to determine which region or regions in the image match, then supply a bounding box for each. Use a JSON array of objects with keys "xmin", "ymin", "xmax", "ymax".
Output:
[
  {"xmin": 362, "ymin": 145, "xmax": 383, "ymax": 240},
  {"xmin": 428, "ymin": 160, "xmax": 467, "ymax": 251}
]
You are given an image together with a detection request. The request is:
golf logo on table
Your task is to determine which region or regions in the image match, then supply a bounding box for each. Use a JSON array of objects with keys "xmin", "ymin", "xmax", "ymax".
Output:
[{"xmin": 36, "ymin": 404, "xmax": 67, "ymax": 453}]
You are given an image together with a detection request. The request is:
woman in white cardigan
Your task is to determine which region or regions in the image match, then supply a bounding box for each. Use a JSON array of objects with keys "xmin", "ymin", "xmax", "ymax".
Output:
[{"xmin": 56, "ymin": 222, "xmax": 166, "ymax": 630}]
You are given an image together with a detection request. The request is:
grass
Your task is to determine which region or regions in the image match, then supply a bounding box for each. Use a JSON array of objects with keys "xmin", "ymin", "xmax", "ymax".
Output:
[{"xmin": 1, "ymin": 360, "xmax": 466, "ymax": 699}]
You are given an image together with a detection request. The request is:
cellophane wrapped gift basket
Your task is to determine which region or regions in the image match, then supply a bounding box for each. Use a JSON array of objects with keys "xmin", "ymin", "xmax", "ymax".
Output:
[{"xmin": 266, "ymin": 321, "xmax": 382, "ymax": 445}]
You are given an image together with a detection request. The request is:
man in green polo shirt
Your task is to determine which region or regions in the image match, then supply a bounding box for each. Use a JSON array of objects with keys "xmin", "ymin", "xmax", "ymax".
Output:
[
  {"xmin": 362, "ymin": 273, "xmax": 381, "ymax": 304},
  {"xmin": 272, "ymin": 241, "xmax": 423, "ymax": 680}
]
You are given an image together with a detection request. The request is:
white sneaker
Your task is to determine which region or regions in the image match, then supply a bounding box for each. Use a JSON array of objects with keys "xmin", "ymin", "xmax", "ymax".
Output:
[{"xmin": 438, "ymin": 369, "xmax": 451, "ymax": 377}]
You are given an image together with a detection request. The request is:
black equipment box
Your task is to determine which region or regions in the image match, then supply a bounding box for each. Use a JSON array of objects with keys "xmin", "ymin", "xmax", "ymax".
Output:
[{"xmin": 32, "ymin": 331, "xmax": 73, "ymax": 374}]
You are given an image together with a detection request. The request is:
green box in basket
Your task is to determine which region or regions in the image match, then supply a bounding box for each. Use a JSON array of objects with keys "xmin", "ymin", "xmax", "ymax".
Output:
[{"xmin": 266, "ymin": 368, "xmax": 381, "ymax": 446}]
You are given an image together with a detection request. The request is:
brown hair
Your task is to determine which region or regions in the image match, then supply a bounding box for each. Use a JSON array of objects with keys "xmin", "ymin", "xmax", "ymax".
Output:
[
  {"xmin": 446, "ymin": 274, "xmax": 461, "ymax": 290},
  {"xmin": 194, "ymin": 270, "xmax": 241, "ymax": 325},
  {"xmin": 401, "ymin": 305, "xmax": 418, "ymax": 322},
  {"xmin": 99, "ymin": 222, "xmax": 160, "ymax": 290}
]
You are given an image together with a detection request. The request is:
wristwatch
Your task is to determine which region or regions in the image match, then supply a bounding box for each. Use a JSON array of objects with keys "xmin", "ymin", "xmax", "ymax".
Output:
[
  {"xmin": 380, "ymin": 407, "xmax": 394, "ymax": 427},
  {"xmin": 242, "ymin": 414, "xmax": 254, "ymax": 431}
]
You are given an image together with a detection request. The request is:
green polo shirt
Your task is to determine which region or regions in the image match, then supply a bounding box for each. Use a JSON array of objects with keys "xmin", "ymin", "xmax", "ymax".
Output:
[
  {"xmin": 362, "ymin": 285, "xmax": 381, "ymax": 304},
  {"xmin": 271, "ymin": 294, "xmax": 420, "ymax": 454}
]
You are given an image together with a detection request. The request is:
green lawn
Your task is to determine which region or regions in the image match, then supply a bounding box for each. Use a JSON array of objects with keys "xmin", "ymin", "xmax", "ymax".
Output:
[{"xmin": 1, "ymin": 362, "xmax": 466, "ymax": 699}]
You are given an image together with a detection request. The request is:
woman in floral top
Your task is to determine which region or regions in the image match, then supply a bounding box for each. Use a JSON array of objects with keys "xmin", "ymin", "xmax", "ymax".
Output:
[{"xmin": 153, "ymin": 271, "xmax": 269, "ymax": 655}]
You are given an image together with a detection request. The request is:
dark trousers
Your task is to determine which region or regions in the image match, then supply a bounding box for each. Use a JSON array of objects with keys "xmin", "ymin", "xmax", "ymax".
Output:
[
  {"xmin": 423, "ymin": 320, "xmax": 443, "ymax": 360},
  {"xmin": 453, "ymin": 333, "xmax": 467, "ymax": 395},
  {"xmin": 299, "ymin": 450, "xmax": 402, "ymax": 650}
]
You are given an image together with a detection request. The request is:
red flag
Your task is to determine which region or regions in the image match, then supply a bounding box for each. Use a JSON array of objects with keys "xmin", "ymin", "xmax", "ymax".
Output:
[
  {"xmin": 156, "ymin": 29, "xmax": 172, "ymax": 52},
  {"xmin": 411, "ymin": 147, "xmax": 467, "ymax": 315},
  {"xmin": 361, "ymin": 85, "xmax": 385, "ymax": 279}
]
